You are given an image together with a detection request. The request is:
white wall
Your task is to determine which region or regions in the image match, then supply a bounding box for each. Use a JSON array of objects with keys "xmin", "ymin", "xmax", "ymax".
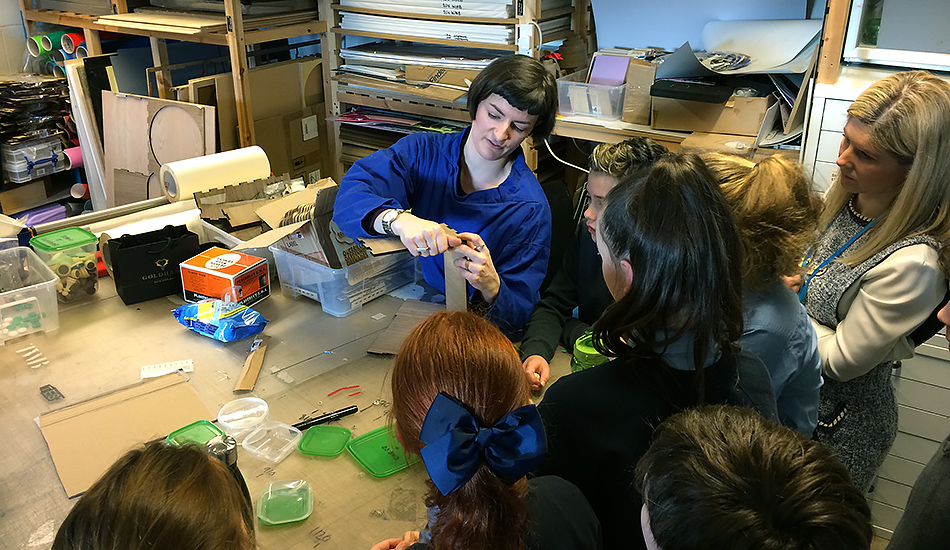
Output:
[{"xmin": 0, "ymin": 5, "xmax": 26, "ymax": 75}]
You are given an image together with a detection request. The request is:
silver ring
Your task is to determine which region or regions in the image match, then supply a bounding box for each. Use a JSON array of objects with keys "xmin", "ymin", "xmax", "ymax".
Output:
[
  {"xmin": 416, "ymin": 247, "xmax": 430, "ymax": 253},
  {"xmin": 473, "ymin": 244, "xmax": 484, "ymax": 252}
]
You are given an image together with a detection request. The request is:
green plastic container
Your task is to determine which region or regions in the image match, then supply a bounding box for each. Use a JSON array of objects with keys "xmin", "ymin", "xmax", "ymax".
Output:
[
  {"xmin": 165, "ymin": 419, "xmax": 224, "ymax": 447},
  {"xmin": 30, "ymin": 227, "xmax": 99, "ymax": 303},
  {"xmin": 571, "ymin": 332, "xmax": 608, "ymax": 373},
  {"xmin": 257, "ymin": 479, "xmax": 313, "ymax": 526},
  {"xmin": 299, "ymin": 425, "xmax": 351, "ymax": 457},
  {"xmin": 346, "ymin": 425, "xmax": 419, "ymax": 477}
]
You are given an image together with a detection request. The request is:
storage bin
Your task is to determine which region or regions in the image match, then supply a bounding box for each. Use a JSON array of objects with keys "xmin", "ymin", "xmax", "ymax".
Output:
[
  {"xmin": 556, "ymin": 70, "xmax": 626, "ymax": 120},
  {"xmin": 2, "ymin": 135, "xmax": 66, "ymax": 183},
  {"xmin": 0, "ymin": 247, "xmax": 60, "ymax": 344},
  {"xmin": 30, "ymin": 227, "xmax": 99, "ymax": 303},
  {"xmin": 269, "ymin": 245, "xmax": 416, "ymax": 317}
]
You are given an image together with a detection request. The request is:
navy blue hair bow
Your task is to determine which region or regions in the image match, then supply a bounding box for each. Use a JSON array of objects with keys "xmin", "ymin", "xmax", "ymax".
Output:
[{"xmin": 419, "ymin": 392, "xmax": 547, "ymax": 496}]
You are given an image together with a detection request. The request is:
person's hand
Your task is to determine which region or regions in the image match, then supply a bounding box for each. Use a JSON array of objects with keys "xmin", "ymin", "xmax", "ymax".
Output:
[
  {"xmin": 391, "ymin": 213, "xmax": 462, "ymax": 257},
  {"xmin": 782, "ymin": 274, "xmax": 803, "ymax": 293},
  {"xmin": 453, "ymin": 232, "xmax": 500, "ymax": 303},
  {"xmin": 370, "ymin": 531, "xmax": 420, "ymax": 550},
  {"xmin": 523, "ymin": 355, "xmax": 550, "ymax": 390}
]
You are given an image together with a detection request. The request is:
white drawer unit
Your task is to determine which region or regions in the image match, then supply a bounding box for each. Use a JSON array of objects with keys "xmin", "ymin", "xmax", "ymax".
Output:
[{"xmin": 868, "ymin": 334, "xmax": 950, "ymax": 539}]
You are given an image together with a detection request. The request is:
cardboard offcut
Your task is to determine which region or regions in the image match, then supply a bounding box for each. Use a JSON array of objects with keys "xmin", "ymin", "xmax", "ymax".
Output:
[
  {"xmin": 651, "ymin": 95, "xmax": 775, "ymax": 137},
  {"xmin": 39, "ymin": 374, "xmax": 214, "ymax": 497},
  {"xmin": 622, "ymin": 59, "xmax": 657, "ymax": 125}
]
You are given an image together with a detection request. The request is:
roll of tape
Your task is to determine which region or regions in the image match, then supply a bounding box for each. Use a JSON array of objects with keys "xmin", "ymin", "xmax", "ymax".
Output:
[
  {"xmin": 160, "ymin": 146, "xmax": 270, "ymax": 202},
  {"xmin": 75, "ymin": 45, "xmax": 88, "ymax": 59},
  {"xmin": 61, "ymin": 32, "xmax": 85, "ymax": 54}
]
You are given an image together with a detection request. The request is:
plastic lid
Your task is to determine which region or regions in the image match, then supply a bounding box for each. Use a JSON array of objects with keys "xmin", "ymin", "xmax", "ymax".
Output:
[
  {"xmin": 165, "ymin": 419, "xmax": 224, "ymax": 447},
  {"xmin": 242, "ymin": 421, "xmax": 302, "ymax": 464},
  {"xmin": 256, "ymin": 479, "xmax": 313, "ymax": 526},
  {"xmin": 299, "ymin": 425, "xmax": 352, "ymax": 457},
  {"xmin": 30, "ymin": 227, "xmax": 97, "ymax": 252},
  {"xmin": 346, "ymin": 425, "xmax": 419, "ymax": 478},
  {"xmin": 573, "ymin": 332, "xmax": 607, "ymax": 368},
  {"xmin": 217, "ymin": 397, "xmax": 269, "ymax": 442}
]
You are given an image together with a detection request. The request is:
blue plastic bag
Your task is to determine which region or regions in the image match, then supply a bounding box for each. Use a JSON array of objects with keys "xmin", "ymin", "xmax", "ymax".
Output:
[{"xmin": 172, "ymin": 299, "xmax": 267, "ymax": 342}]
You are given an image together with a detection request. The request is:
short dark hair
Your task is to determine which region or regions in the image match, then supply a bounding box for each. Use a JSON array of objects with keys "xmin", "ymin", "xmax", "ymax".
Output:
[
  {"xmin": 52, "ymin": 441, "xmax": 255, "ymax": 550},
  {"xmin": 467, "ymin": 54, "xmax": 558, "ymax": 139},
  {"xmin": 593, "ymin": 153, "xmax": 745, "ymax": 401},
  {"xmin": 636, "ymin": 405, "xmax": 873, "ymax": 550}
]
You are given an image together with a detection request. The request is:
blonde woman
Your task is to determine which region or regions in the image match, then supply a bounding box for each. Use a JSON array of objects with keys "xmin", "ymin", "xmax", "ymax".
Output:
[
  {"xmin": 703, "ymin": 153, "xmax": 823, "ymax": 436},
  {"xmin": 798, "ymin": 70, "xmax": 950, "ymax": 491}
]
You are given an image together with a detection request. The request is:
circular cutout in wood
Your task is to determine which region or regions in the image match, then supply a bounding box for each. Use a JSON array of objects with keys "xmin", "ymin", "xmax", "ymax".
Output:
[{"xmin": 150, "ymin": 105, "xmax": 203, "ymax": 166}]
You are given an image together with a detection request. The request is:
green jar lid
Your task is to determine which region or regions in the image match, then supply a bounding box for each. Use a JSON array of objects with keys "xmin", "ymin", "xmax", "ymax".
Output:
[
  {"xmin": 572, "ymin": 332, "xmax": 607, "ymax": 372},
  {"xmin": 30, "ymin": 227, "xmax": 97, "ymax": 252}
]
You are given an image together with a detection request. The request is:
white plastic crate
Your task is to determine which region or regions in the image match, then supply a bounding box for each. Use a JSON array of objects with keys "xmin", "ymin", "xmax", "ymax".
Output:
[
  {"xmin": 269, "ymin": 245, "xmax": 417, "ymax": 317},
  {"xmin": 0, "ymin": 247, "xmax": 60, "ymax": 344}
]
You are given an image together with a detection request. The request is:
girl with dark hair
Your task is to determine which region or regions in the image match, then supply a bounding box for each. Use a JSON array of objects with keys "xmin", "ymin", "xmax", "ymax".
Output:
[
  {"xmin": 333, "ymin": 55, "xmax": 558, "ymax": 339},
  {"xmin": 536, "ymin": 154, "xmax": 776, "ymax": 550},
  {"xmin": 372, "ymin": 310, "xmax": 602, "ymax": 550}
]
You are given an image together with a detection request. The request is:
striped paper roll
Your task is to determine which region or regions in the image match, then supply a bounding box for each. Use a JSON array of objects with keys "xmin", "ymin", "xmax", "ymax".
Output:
[{"xmin": 61, "ymin": 32, "xmax": 85, "ymax": 54}]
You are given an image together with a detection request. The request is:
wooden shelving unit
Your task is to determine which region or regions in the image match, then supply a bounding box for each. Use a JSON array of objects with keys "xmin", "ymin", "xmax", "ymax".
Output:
[
  {"xmin": 317, "ymin": 0, "xmax": 591, "ymax": 180},
  {"xmin": 19, "ymin": 0, "xmax": 327, "ymax": 147}
]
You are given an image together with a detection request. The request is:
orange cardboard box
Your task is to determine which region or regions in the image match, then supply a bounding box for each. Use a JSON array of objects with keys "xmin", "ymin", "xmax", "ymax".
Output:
[{"xmin": 180, "ymin": 247, "xmax": 270, "ymax": 306}]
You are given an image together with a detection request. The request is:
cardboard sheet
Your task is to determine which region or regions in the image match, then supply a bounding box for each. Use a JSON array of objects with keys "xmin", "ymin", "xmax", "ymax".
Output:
[{"xmin": 39, "ymin": 374, "xmax": 214, "ymax": 497}]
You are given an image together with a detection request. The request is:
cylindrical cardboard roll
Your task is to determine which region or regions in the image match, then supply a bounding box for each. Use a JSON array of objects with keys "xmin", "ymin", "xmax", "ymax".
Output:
[
  {"xmin": 160, "ymin": 146, "xmax": 270, "ymax": 202},
  {"xmin": 41, "ymin": 31, "xmax": 67, "ymax": 54},
  {"xmin": 48, "ymin": 62, "xmax": 64, "ymax": 77},
  {"xmin": 70, "ymin": 183, "xmax": 89, "ymax": 199},
  {"xmin": 61, "ymin": 32, "xmax": 85, "ymax": 54},
  {"xmin": 27, "ymin": 35, "xmax": 47, "ymax": 57},
  {"xmin": 53, "ymin": 49, "xmax": 76, "ymax": 64},
  {"xmin": 75, "ymin": 45, "xmax": 88, "ymax": 58},
  {"xmin": 64, "ymin": 146, "xmax": 83, "ymax": 169}
]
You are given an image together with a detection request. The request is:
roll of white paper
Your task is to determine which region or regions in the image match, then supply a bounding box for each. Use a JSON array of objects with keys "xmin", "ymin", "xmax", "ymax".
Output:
[{"xmin": 160, "ymin": 146, "xmax": 271, "ymax": 202}]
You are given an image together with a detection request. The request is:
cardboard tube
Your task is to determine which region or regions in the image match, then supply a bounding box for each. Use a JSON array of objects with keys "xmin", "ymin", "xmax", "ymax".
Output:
[
  {"xmin": 61, "ymin": 32, "xmax": 85, "ymax": 54},
  {"xmin": 160, "ymin": 146, "xmax": 270, "ymax": 202},
  {"xmin": 27, "ymin": 35, "xmax": 47, "ymax": 57},
  {"xmin": 64, "ymin": 146, "xmax": 83, "ymax": 169},
  {"xmin": 74, "ymin": 45, "xmax": 88, "ymax": 59},
  {"xmin": 70, "ymin": 183, "xmax": 89, "ymax": 199}
]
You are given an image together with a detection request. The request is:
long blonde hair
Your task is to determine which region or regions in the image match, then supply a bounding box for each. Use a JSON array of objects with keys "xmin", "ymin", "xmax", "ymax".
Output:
[
  {"xmin": 703, "ymin": 153, "xmax": 821, "ymax": 291},
  {"xmin": 822, "ymin": 70, "xmax": 950, "ymax": 264}
]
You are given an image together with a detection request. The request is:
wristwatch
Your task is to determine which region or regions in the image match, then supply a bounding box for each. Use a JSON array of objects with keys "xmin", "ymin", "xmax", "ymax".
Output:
[{"xmin": 380, "ymin": 208, "xmax": 405, "ymax": 237}]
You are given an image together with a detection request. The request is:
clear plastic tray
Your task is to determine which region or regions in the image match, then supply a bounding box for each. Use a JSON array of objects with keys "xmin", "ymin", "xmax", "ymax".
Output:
[
  {"xmin": 257, "ymin": 479, "xmax": 313, "ymax": 526},
  {"xmin": 217, "ymin": 397, "xmax": 269, "ymax": 443},
  {"xmin": 0, "ymin": 247, "xmax": 60, "ymax": 345},
  {"xmin": 242, "ymin": 420, "xmax": 302, "ymax": 464}
]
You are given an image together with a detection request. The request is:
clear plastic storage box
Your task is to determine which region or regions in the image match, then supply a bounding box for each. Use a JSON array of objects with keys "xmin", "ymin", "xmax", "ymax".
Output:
[
  {"xmin": 268, "ymin": 246, "xmax": 416, "ymax": 317},
  {"xmin": 2, "ymin": 135, "xmax": 66, "ymax": 183},
  {"xmin": 30, "ymin": 227, "xmax": 99, "ymax": 303},
  {"xmin": 0, "ymin": 247, "xmax": 60, "ymax": 344},
  {"xmin": 556, "ymin": 70, "xmax": 626, "ymax": 120}
]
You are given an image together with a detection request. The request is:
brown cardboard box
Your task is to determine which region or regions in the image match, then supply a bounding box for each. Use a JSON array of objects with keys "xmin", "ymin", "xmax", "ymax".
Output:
[
  {"xmin": 255, "ymin": 104, "xmax": 324, "ymax": 184},
  {"xmin": 651, "ymin": 95, "xmax": 775, "ymax": 136},
  {"xmin": 622, "ymin": 59, "xmax": 656, "ymax": 125},
  {"xmin": 680, "ymin": 131, "xmax": 757, "ymax": 158}
]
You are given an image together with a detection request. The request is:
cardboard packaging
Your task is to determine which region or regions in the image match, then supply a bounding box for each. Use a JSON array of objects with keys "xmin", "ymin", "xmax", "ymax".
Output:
[
  {"xmin": 255, "ymin": 104, "xmax": 324, "ymax": 185},
  {"xmin": 404, "ymin": 65, "xmax": 481, "ymax": 88},
  {"xmin": 180, "ymin": 247, "xmax": 270, "ymax": 306},
  {"xmin": 622, "ymin": 58, "xmax": 656, "ymax": 125},
  {"xmin": 651, "ymin": 95, "xmax": 775, "ymax": 136}
]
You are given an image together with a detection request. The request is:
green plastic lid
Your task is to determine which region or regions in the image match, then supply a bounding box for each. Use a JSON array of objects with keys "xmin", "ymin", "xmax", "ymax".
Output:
[
  {"xmin": 256, "ymin": 479, "xmax": 313, "ymax": 526},
  {"xmin": 30, "ymin": 227, "xmax": 97, "ymax": 252},
  {"xmin": 165, "ymin": 419, "xmax": 224, "ymax": 447},
  {"xmin": 299, "ymin": 425, "xmax": 352, "ymax": 457},
  {"xmin": 572, "ymin": 332, "xmax": 608, "ymax": 373},
  {"xmin": 346, "ymin": 425, "xmax": 419, "ymax": 478}
]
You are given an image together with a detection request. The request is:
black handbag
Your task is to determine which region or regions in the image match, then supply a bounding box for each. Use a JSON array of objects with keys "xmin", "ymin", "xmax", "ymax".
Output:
[{"xmin": 105, "ymin": 224, "xmax": 200, "ymax": 305}]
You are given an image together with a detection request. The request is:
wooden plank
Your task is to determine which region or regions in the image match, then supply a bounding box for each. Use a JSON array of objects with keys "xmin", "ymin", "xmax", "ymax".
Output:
[
  {"xmin": 877, "ymin": 453, "xmax": 926, "ymax": 487},
  {"xmin": 869, "ymin": 477, "xmax": 912, "ymax": 512},
  {"xmin": 99, "ymin": 12, "xmax": 226, "ymax": 32},
  {"xmin": 245, "ymin": 21, "xmax": 327, "ymax": 45},
  {"xmin": 149, "ymin": 37, "xmax": 172, "ymax": 99},
  {"xmin": 890, "ymin": 431, "xmax": 941, "ymax": 464},
  {"xmin": 817, "ymin": 0, "xmax": 849, "ymax": 85},
  {"xmin": 897, "ymin": 404, "xmax": 950, "ymax": 443},
  {"xmin": 225, "ymin": 0, "xmax": 256, "ymax": 147},
  {"xmin": 893, "ymin": 376, "xmax": 950, "ymax": 417}
]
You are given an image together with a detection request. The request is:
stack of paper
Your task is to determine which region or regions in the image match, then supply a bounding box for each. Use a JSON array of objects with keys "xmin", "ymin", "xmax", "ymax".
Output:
[
  {"xmin": 341, "ymin": 0, "xmax": 513, "ymax": 19},
  {"xmin": 340, "ymin": 12, "xmax": 514, "ymax": 44}
]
